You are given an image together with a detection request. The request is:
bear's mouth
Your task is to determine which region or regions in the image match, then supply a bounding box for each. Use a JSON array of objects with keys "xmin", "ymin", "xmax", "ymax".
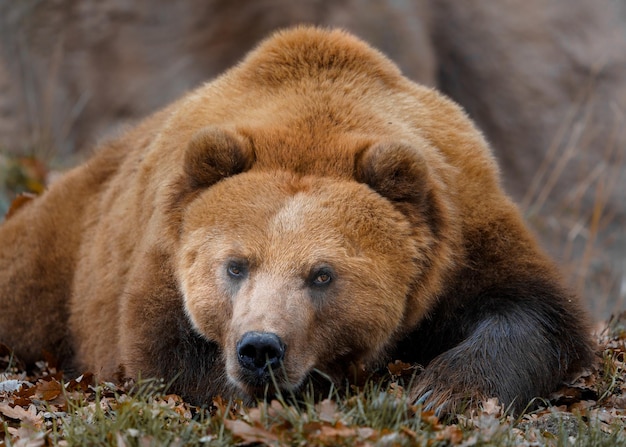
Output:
[
  {"xmin": 230, "ymin": 361, "xmax": 299, "ymax": 400},
  {"xmin": 236, "ymin": 366, "xmax": 286, "ymax": 393},
  {"xmin": 231, "ymin": 330, "xmax": 292, "ymax": 396}
]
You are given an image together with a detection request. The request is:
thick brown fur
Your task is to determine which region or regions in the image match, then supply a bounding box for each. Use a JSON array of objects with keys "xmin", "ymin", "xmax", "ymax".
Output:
[{"xmin": 0, "ymin": 27, "xmax": 593, "ymax": 414}]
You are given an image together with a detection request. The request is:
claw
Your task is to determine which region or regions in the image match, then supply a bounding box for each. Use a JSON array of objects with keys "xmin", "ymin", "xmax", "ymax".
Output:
[
  {"xmin": 415, "ymin": 390, "xmax": 433, "ymax": 406},
  {"xmin": 424, "ymin": 401, "xmax": 436, "ymax": 412},
  {"xmin": 434, "ymin": 403, "xmax": 447, "ymax": 417}
]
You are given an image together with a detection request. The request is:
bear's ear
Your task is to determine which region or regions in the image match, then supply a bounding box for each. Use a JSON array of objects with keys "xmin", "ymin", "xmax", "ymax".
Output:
[
  {"xmin": 355, "ymin": 141, "xmax": 430, "ymax": 205},
  {"xmin": 184, "ymin": 127, "xmax": 254, "ymax": 189},
  {"xmin": 354, "ymin": 141, "xmax": 448, "ymax": 234}
]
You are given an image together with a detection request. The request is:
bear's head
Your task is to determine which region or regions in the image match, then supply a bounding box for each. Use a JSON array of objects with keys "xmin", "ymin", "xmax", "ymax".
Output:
[{"xmin": 175, "ymin": 127, "xmax": 457, "ymax": 398}]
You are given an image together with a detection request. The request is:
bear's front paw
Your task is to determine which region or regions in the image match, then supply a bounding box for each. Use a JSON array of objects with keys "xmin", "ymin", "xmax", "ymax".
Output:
[{"xmin": 409, "ymin": 367, "xmax": 488, "ymax": 416}]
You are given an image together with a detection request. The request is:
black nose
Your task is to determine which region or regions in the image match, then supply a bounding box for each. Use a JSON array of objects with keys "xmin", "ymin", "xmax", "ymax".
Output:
[{"xmin": 237, "ymin": 331, "xmax": 285, "ymax": 374}]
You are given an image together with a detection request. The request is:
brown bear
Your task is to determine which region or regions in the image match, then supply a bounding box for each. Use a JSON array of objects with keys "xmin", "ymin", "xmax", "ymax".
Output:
[{"xmin": 0, "ymin": 27, "xmax": 593, "ymax": 414}]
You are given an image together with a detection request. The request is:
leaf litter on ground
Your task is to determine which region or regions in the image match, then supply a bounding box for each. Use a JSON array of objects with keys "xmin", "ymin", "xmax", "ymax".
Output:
[{"xmin": 1, "ymin": 313, "xmax": 626, "ymax": 446}]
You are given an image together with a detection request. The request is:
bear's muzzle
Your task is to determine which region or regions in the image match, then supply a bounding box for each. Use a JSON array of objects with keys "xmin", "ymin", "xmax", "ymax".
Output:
[{"xmin": 236, "ymin": 331, "xmax": 286, "ymax": 386}]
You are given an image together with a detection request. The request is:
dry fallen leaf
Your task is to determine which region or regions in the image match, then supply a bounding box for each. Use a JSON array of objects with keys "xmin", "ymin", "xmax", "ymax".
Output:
[
  {"xmin": 0, "ymin": 403, "xmax": 43, "ymax": 429},
  {"xmin": 0, "ymin": 380, "xmax": 25, "ymax": 393},
  {"xmin": 387, "ymin": 360, "xmax": 418, "ymax": 378},
  {"xmin": 34, "ymin": 379, "xmax": 62, "ymax": 401},
  {"xmin": 316, "ymin": 398, "xmax": 338, "ymax": 423},
  {"xmin": 224, "ymin": 418, "xmax": 282, "ymax": 445},
  {"xmin": 435, "ymin": 424, "xmax": 464, "ymax": 443},
  {"xmin": 318, "ymin": 422, "xmax": 357, "ymax": 443},
  {"xmin": 5, "ymin": 193, "xmax": 37, "ymax": 220},
  {"xmin": 481, "ymin": 397, "xmax": 503, "ymax": 416}
]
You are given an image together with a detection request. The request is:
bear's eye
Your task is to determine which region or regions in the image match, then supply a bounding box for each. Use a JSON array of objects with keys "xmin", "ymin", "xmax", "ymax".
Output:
[
  {"xmin": 310, "ymin": 268, "xmax": 333, "ymax": 287},
  {"xmin": 227, "ymin": 261, "xmax": 248, "ymax": 279}
]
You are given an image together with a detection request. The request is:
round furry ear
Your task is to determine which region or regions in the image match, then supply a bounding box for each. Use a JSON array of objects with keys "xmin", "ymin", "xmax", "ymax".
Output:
[
  {"xmin": 184, "ymin": 127, "xmax": 254, "ymax": 189},
  {"xmin": 355, "ymin": 141, "xmax": 448, "ymax": 236},
  {"xmin": 355, "ymin": 141, "xmax": 430, "ymax": 205}
]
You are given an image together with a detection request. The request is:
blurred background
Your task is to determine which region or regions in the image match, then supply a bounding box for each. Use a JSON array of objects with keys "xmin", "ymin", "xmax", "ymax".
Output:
[{"xmin": 0, "ymin": 0, "xmax": 624, "ymax": 320}]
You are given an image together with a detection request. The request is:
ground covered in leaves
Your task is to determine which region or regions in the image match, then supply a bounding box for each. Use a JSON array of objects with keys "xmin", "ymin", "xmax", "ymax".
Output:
[{"xmin": 1, "ymin": 314, "xmax": 625, "ymax": 446}]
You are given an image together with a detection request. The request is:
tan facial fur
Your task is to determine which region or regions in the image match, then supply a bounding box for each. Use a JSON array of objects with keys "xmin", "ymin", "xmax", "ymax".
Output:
[{"xmin": 177, "ymin": 172, "xmax": 421, "ymax": 395}]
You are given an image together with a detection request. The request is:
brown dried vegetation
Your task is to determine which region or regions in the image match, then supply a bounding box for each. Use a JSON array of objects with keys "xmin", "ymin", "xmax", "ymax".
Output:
[{"xmin": 1, "ymin": 313, "xmax": 625, "ymax": 446}]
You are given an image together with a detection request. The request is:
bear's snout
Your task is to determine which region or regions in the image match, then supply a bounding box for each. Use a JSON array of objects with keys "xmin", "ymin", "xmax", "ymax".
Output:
[{"xmin": 236, "ymin": 331, "xmax": 286, "ymax": 381}]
